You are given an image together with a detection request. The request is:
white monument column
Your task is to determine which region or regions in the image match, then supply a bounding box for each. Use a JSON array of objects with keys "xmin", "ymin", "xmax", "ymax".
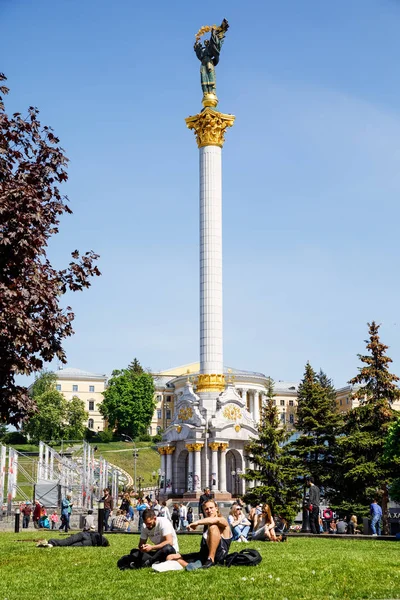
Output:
[
  {"xmin": 165, "ymin": 447, "xmax": 175, "ymax": 492},
  {"xmin": 219, "ymin": 443, "xmax": 228, "ymax": 493},
  {"xmin": 193, "ymin": 443, "xmax": 203, "ymax": 492},
  {"xmin": 253, "ymin": 390, "xmax": 260, "ymax": 424},
  {"xmin": 186, "ymin": 107, "xmax": 235, "ymax": 396},
  {"xmin": 186, "ymin": 444, "xmax": 194, "ymax": 492},
  {"xmin": 209, "ymin": 442, "xmax": 220, "ymax": 491}
]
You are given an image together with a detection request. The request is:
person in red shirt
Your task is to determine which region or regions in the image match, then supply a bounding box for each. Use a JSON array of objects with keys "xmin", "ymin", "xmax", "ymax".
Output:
[{"xmin": 21, "ymin": 502, "xmax": 33, "ymax": 528}]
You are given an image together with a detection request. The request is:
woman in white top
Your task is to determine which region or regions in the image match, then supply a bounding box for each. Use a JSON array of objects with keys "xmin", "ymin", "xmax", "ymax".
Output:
[
  {"xmin": 228, "ymin": 505, "xmax": 251, "ymax": 542},
  {"xmin": 252, "ymin": 503, "xmax": 277, "ymax": 541}
]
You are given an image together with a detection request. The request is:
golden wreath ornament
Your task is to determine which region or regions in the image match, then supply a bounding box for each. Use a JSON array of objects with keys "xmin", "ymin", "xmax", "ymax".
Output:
[
  {"xmin": 195, "ymin": 24, "xmax": 225, "ymax": 42},
  {"xmin": 222, "ymin": 404, "xmax": 243, "ymax": 422},
  {"xmin": 178, "ymin": 406, "xmax": 193, "ymax": 421}
]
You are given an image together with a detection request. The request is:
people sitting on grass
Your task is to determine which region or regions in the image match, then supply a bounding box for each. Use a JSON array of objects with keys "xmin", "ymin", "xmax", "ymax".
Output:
[
  {"xmin": 347, "ymin": 515, "xmax": 360, "ymax": 534},
  {"xmin": 228, "ymin": 505, "xmax": 251, "ymax": 542},
  {"xmin": 329, "ymin": 519, "xmax": 337, "ymax": 534},
  {"xmin": 37, "ymin": 531, "xmax": 109, "ymax": 548},
  {"xmin": 336, "ymin": 517, "xmax": 347, "ymax": 534},
  {"xmin": 111, "ymin": 509, "xmax": 129, "ymax": 532},
  {"xmin": 166, "ymin": 499, "xmax": 233, "ymax": 569},
  {"xmin": 136, "ymin": 508, "xmax": 179, "ymax": 567},
  {"xmin": 83, "ymin": 509, "xmax": 95, "ymax": 532},
  {"xmin": 251, "ymin": 503, "xmax": 278, "ymax": 541}
]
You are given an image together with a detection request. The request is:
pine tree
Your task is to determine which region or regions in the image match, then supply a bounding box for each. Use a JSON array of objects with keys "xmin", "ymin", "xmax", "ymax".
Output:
[
  {"xmin": 243, "ymin": 377, "xmax": 302, "ymax": 523},
  {"xmin": 289, "ymin": 363, "xmax": 342, "ymax": 489},
  {"xmin": 331, "ymin": 322, "xmax": 400, "ymax": 531},
  {"xmin": 128, "ymin": 358, "xmax": 144, "ymax": 376}
]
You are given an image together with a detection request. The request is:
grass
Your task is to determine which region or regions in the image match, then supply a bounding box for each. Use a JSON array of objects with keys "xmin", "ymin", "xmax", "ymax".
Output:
[{"xmin": 0, "ymin": 532, "xmax": 399, "ymax": 600}]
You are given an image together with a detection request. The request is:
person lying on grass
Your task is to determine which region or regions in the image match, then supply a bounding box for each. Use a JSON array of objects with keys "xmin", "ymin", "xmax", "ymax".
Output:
[
  {"xmin": 166, "ymin": 499, "xmax": 232, "ymax": 569},
  {"xmin": 137, "ymin": 508, "xmax": 179, "ymax": 567},
  {"xmin": 36, "ymin": 532, "xmax": 109, "ymax": 547}
]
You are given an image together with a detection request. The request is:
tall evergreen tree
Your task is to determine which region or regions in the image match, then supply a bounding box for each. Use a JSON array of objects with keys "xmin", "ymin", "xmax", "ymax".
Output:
[
  {"xmin": 243, "ymin": 377, "xmax": 302, "ymax": 522},
  {"xmin": 384, "ymin": 417, "xmax": 400, "ymax": 503},
  {"xmin": 289, "ymin": 363, "xmax": 342, "ymax": 489},
  {"xmin": 128, "ymin": 358, "xmax": 144, "ymax": 376},
  {"xmin": 331, "ymin": 322, "xmax": 400, "ymax": 531}
]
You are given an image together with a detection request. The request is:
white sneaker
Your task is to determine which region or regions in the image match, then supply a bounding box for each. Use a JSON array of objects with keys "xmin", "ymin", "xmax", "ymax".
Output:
[
  {"xmin": 372, "ymin": 533, "xmax": 377, "ymax": 536},
  {"xmin": 236, "ymin": 538, "xmax": 242, "ymax": 542},
  {"xmin": 240, "ymin": 536, "xmax": 249, "ymax": 543}
]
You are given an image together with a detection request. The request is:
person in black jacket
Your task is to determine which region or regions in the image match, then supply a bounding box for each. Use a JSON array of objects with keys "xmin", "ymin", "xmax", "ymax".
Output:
[
  {"xmin": 306, "ymin": 477, "xmax": 320, "ymax": 535},
  {"xmin": 37, "ymin": 532, "xmax": 110, "ymax": 548},
  {"xmin": 198, "ymin": 488, "xmax": 212, "ymax": 517}
]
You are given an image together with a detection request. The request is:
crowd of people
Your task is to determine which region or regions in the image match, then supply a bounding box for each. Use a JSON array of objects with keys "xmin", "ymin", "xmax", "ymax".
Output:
[{"xmin": 23, "ymin": 480, "xmax": 382, "ymax": 544}]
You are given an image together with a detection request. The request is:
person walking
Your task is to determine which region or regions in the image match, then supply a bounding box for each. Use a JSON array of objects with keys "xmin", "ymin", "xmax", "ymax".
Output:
[
  {"xmin": 306, "ymin": 477, "xmax": 320, "ymax": 535},
  {"xmin": 370, "ymin": 499, "xmax": 383, "ymax": 536},
  {"xmin": 179, "ymin": 503, "xmax": 187, "ymax": 530}
]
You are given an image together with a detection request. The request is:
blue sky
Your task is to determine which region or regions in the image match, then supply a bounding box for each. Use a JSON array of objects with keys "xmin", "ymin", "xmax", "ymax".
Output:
[{"xmin": 2, "ymin": 0, "xmax": 400, "ymax": 387}]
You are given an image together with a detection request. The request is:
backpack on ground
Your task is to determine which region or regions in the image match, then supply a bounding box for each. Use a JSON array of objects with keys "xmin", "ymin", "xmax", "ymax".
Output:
[{"xmin": 223, "ymin": 548, "xmax": 262, "ymax": 568}]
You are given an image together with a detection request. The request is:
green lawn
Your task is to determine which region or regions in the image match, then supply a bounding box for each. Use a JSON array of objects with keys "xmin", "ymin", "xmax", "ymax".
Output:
[{"xmin": 1, "ymin": 532, "xmax": 399, "ymax": 600}]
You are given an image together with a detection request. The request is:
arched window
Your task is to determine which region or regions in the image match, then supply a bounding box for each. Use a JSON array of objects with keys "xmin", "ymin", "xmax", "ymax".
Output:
[{"xmin": 88, "ymin": 418, "xmax": 94, "ymax": 429}]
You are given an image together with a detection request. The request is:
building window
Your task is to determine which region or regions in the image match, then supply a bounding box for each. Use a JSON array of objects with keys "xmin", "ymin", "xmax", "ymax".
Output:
[
  {"xmin": 340, "ymin": 398, "xmax": 343, "ymax": 406},
  {"xmin": 289, "ymin": 414, "xmax": 294, "ymax": 424},
  {"xmin": 166, "ymin": 396, "xmax": 171, "ymax": 402},
  {"xmin": 89, "ymin": 385, "xmax": 95, "ymax": 393},
  {"xmin": 346, "ymin": 397, "xmax": 350, "ymax": 404},
  {"xmin": 280, "ymin": 413, "xmax": 285, "ymax": 423},
  {"xmin": 166, "ymin": 410, "xmax": 171, "ymax": 420},
  {"xmin": 148, "ymin": 427, "xmax": 152, "ymax": 435},
  {"xmin": 156, "ymin": 426, "xmax": 161, "ymax": 434},
  {"xmin": 272, "ymin": 400, "xmax": 276, "ymax": 405},
  {"xmin": 73, "ymin": 385, "xmax": 78, "ymax": 392},
  {"xmin": 157, "ymin": 395, "xmax": 162, "ymax": 402},
  {"xmin": 289, "ymin": 400, "xmax": 294, "ymax": 406},
  {"xmin": 280, "ymin": 400, "xmax": 285, "ymax": 406},
  {"xmin": 88, "ymin": 401, "xmax": 95, "ymax": 411},
  {"xmin": 88, "ymin": 418, "xmax": 94, "ymax": 429},
  {"xmin": 157, "ymin": 409, "xmax": 162, "ymax": 419},
  {"xmin": 56, "ymin": 384, "xmax": 61, "ymax": 391}
]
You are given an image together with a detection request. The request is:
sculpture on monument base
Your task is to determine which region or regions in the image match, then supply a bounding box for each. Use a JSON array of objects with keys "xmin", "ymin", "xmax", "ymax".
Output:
[{"xmin": 194, "ymin": 18, "xmax": 229, "ymax": 108}]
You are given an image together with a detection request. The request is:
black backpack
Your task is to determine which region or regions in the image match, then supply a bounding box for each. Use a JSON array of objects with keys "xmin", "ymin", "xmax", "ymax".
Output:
[{"xmin": 223, "ymin": 548, "xmax": 262, "ymax": 568}]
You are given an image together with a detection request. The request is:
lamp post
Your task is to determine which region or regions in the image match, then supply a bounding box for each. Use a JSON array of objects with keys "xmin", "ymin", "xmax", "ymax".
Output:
[
  {"xmin": 121, "ymin": 434, "xmax": 138, "ymax": 493},
  {"xmin": 137, "ymin": 476, "xmax": 144, "ymax": 497},
  {"xmin": 231, "ymin": 468, "xmax": 242, "ymax": 496},
  {"xmin": 157, "ymin": 468, "xmax": 165, "ymax": 499}
]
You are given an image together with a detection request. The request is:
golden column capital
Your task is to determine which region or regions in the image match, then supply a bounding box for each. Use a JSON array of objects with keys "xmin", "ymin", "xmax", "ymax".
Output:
[
  {"xmin": 219, "ymin": 443, "xmax": 229, "ymax": 451},
  {"xmin": 196, "ymin": 373, "xmax": 226, "ymax": 393},
  {"xmin": 157, "ymin": 447, "xmax": 166, "ymax": 455},
  {"xmin": 192, "ymin": 443, "xmax": 204, "ymax": 452},
  {"xmin": 185, "ymin": 107, "xmax": 235, "ymax": 149},
  {"xmin": 209, "ymin": 442, "xmax": 220, "ymax": 452},
  {"xmin": 185, "ymin": 444, "xmax": 194, "ymax": 452},
  {"xmin": 164, "ymin": 446, "xmax": 175, "ymax": 455}
]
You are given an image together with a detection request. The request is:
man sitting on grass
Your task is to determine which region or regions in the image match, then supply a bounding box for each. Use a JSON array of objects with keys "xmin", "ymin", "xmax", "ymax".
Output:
[
  {"xmin": 166, "ymin": 499, "xmax": 232, "ymax": 569},
  {"xmin": 137, "ymin": 508, "xmax": 179, "ymax": 567}
]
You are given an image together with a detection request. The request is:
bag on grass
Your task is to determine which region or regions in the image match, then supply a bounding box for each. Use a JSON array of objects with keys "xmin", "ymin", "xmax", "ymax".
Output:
[
  {"xmin": 223, "ymin": 549, "xmax": 262, "ymax": 568},
  {"xmin": 117, "ymin": 549, "xmax": 145, "ymax": 570}
]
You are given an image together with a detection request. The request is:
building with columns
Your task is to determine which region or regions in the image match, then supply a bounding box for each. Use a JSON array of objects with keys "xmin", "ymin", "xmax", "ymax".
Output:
[{"xmin": 155, "ymin": 362, "xmax": 299, "ymax": 498}]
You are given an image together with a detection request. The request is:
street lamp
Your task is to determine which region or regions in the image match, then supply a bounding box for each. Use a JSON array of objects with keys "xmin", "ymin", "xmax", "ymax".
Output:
[
  {"xmin": 157, "ymin": 468, "xmax": 165, "ymax": 498},
  {"xmin": 121, "ymin": 434, "xmax": 138, "ymax": 492},
  {"xmin": 231, "ymin": 468, "xmax": 242, "ymax": 496},
  {"xmin": 137, "ymin": 476, "xmax": 144, "ymax": 497}
]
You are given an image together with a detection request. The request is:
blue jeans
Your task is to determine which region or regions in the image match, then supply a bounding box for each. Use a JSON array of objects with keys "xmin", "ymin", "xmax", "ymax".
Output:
[
  {"xmin": 371, "ymin": 515, "xmax": 381, "ymax": 535},
  {"xmin": 232, "ymin": 525, "xmax": 250, "ymax": 541}
]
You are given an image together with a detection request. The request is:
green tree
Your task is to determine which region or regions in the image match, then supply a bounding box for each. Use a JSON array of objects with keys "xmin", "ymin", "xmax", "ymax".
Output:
[
  {"xmin": 65, "ymin": 396, "xmax": 87, "ymax": 440},
  {"xmin": 25, "ymin": 372, "xmax": 67, "ymax": 442},
  {"xmin": 128, "ymin": 358, "xmax": 144, "ymax": 375},
  {"xmin": 289, "ymin": 363, "xmax": 342, "ymax": 489},
  {"xmin": 243, "ymin": 377, "xmax": 302, "ymax": 522},
  {"xmin": 330, "ymin": 322, "xmax": 400, "ymax": 531},
  {"xmin": 384, "ymin": 418, "xmax": 400, "ymax": 503},
  {"xmin": 99, "ymin": 364, "xmax": 155, "ymax": 438}
]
